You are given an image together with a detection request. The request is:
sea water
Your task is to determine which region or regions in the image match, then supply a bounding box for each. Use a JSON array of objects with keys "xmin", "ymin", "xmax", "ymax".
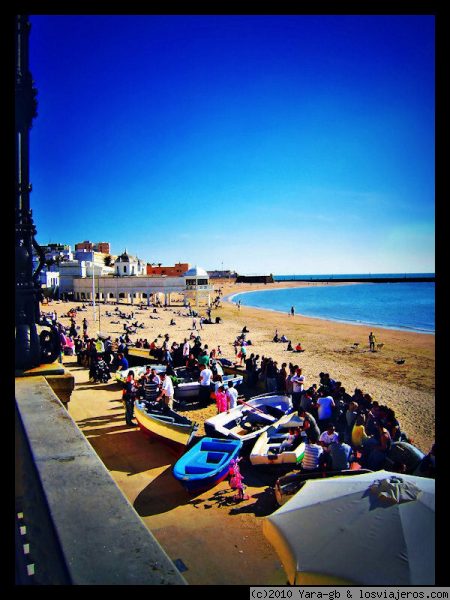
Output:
[{"xmin": 227, "ymin": 281, "xmax": 435, "ymax": 334}]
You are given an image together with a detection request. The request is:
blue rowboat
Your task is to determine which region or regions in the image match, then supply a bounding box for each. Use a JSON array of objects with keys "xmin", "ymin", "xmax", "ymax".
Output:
[{"xmin": 173, "ymin": 437, "xmax": 243, "ymax": 493}]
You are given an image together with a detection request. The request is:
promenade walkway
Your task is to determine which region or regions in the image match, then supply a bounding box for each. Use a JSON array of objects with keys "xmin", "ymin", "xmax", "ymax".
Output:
[{"xmin": 64, "ymin": 354, "xmax": 287, "ymax": 586}]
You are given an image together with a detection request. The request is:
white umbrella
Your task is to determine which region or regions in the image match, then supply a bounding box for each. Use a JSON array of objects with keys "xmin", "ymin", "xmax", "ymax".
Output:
[{"xmin": 263, "ymin": 470, "xmax": 435, "ymax": 586}]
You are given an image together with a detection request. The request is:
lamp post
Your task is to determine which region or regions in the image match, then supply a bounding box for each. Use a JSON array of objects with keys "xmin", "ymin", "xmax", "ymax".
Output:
[{"xmin": 15, "ymin": 15, "xmax": 59, "ymax": 369}]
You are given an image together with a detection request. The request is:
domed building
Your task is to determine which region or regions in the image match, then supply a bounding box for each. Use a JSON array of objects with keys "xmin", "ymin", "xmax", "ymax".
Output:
[
  {"xmin": 114, "ymin": 250, "xmax": 146, "ymax": 277},
  {"xmin": 183, "ymin": 266, "xmax": 212, "ymax": 307}
]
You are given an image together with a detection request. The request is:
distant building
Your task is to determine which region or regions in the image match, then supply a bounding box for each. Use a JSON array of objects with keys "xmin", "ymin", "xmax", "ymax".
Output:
[
  {"xmin": 114, "ymin": 250, "xmax": 146, "ymax": 277},
  {"xmin": 75, "ymin": 241, "xmax": 110, "ymax": 254},
  {"xmin": 73, "ymin": 265, "xmax": 213, "ymax": 307},
  {"xmin": 146, "ymin": 262, "xmax": 190, "ymax": 276},
  {"xmin": 207, "ymin": 269, "xmax": 237, "ymax": 279},
  {"xmin": 39, "ymin": 243, "xmax": 73, "ymax": 262},
  {"xmin": 235, "ymin": 274, "xmax": 274, "ymax": 284}
]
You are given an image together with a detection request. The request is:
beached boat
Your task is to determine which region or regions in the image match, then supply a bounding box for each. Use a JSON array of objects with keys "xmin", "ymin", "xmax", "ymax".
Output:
[
  {"xmin": 172, "ymin": 437, "xmax": 242, "ymax": 493},
  {"xmin": 249, "ymin": 414, "xmax": 306, "ymax": 466},
  {"xmin": 134, "ymin": 400, "xmax": 199, "ymax": 450},
  {"xmin": 174, "ymin": 372, "xmax": 244, "ymax": 401},
  {"xmin": 203, "ymin": 393, "xmax": 293, "ymax": 448},
  {"xmin": 274, "ymin": 468, "xmax": 374, "ymax": 506}
]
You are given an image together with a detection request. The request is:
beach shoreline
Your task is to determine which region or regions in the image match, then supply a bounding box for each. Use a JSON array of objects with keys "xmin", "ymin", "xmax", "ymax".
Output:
[{"xmin": 222, "ymin": 280, "xmax": 434, "ymax": 335}]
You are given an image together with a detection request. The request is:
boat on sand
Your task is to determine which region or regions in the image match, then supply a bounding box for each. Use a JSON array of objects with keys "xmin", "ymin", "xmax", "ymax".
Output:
[
  {"xmin": 172, "ymin": 437, "xmax": 242, "ymax": 493},
  {"xmin": 249, "ymin": 413, "xmax": 306, "ymax": 466},
  {"xmin": 134, "ymin": 399, "xmax": 199, "ymax": 451},
  {"xmin": 203, "ymin": 393, "xmax": 293, "ymax": 448}
]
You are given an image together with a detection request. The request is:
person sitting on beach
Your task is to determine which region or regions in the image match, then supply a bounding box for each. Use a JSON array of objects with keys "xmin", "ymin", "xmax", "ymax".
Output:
[
  {"xmin": 280, "ymin": 334, "xmax": 289, "ymax": 343},
  {"xmin": 242, "ymin": 325, "xmax": 249, "ymax": 333},
  {"xmin": 328, "ymin": 435, "xmax": 354, "ymax": 471},
  {"xmin": 300, "ymin": 435, "xmax": 323, "ymax": 471},
  {"xmin": 351, "ymin": 413, "xmax": 369, "ymax": 449},
  {"xmin": 364, "ymin": 421, "xmax": 392, "ymax": 470},
  {"xmin": 273, "ymin": 331, "xmax": 280, "ymax": 343},
  {"xmin": 295, "ymin": 342, "xmax": 304, "ymax": 352},
  {"xmin": 278, "ymin": 427, "xmax": 301, "ymax": 453},
  {"xmin": 319, "ymin": 424, "xmax": 339, "ymax": 449}
]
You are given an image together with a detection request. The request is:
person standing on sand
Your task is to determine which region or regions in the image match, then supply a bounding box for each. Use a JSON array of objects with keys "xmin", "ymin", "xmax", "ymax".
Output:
[
  {"xmin": 369, "ymin": 331, "xmax": 376, "ymax": 352},
  {"xmin": 226, "ymin": 381, "xmax": 239, "ymax": 411},
  {"xmin": 290, "ymin": 306, "xmax": 295, "ymax": 317},
  {"xmin": 198, "ymin": 364, "xmax": 213, "ymax": 408},
  {"xmin": 123, "ymin": 370, "xmax": 138, "ymax": 426},
  {"xmin": 157, "ymin": 372, "xmax": 174, "ymax": 410}
]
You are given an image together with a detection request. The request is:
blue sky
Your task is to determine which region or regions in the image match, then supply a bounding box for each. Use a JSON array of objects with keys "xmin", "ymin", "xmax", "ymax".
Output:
[{"xmin": 28, "ymin": 14, "xmax": 435, "ymax": 275}]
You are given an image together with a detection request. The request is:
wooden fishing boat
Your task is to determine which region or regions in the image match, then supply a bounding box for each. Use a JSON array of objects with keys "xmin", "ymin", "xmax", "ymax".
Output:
[
  {"xmin": 203, "ymin": 393, "xmax": 293, "ymax": 448},
  {"xmin": 134, "ymin": 400, "xmax": 199, "ymax": 451},
  {"xmin": 172, "ymin": 437, "xmax": 242, "ymax": 493},
  {"xmin": 249, "ymin": 413, "xmax": 306, "ymax": 466}
]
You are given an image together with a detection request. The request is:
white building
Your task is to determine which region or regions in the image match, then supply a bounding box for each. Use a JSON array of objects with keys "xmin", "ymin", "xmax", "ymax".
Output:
[
  {"xmin": 114, "ymin": 250, "xmax": 146, "ymax": 277},
  {"xmin": 72, "ymin": 265, "xmax": 214, "ymax": 306}
]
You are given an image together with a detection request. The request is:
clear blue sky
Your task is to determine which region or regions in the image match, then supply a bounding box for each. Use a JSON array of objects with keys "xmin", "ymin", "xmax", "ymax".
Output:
[{"xmin": 28, "ymin": 14, "xmax": 435, "ymax": 275}]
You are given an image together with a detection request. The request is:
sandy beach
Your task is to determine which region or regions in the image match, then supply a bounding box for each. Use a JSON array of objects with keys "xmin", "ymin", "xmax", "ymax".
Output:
[
  {"xmin": 54, "ymin": 278, "xmax": 435, "ymax": 452},
  {"xmin": 46, "ymin": 279, "xmax": 435, "ymax": 585}
]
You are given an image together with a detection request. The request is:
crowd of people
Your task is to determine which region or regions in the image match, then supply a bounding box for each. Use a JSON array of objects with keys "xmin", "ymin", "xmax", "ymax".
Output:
[{"xmin": 41, "ymin": 302, "xmax": 434, "ymax": 479}]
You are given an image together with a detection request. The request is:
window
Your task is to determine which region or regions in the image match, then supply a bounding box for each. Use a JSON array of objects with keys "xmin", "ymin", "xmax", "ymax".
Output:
[{"xmin": 123, "ymin": 266, "xmax": 127, "ymax": 274}]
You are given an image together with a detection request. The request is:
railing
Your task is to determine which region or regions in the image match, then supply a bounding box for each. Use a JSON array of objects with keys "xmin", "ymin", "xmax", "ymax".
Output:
[{"xmin": 15, "ymin": 376, "xmax": 187, "ymax": 585}]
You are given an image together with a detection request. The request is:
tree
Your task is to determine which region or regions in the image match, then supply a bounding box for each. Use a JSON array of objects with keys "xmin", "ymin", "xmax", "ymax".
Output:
[{"xmin": 104, "ymin": 254, "xmax": 113, "ymax": 267}]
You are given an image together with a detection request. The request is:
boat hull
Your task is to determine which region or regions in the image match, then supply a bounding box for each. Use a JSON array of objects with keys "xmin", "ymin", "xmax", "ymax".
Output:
[
  {"xmin": 203, "ymin": 394, "xmax": 293, "ymax": 448},
  {"xmin": 134, "ymin": 401, "xmax": 198, "ymax": 450},
  {"xmin": 173, "ymin": 437, "xmax": 243, "ymax": 493},
  {"xmin": 174, "ymin": 374, "xmax": 244, "ymax": 401},
  {"xmin": 250, "ymin": 413, "xmax": 306, "ymax": 465}
]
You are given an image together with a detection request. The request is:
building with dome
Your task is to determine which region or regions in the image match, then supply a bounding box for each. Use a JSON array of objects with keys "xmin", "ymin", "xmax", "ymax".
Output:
[
  {"xmin": 72, "ymin": 260, "xmax": 213, "ymax": 307},
  {"xmin": 114, "ymin": 250, "xmax": 146, "ymax": 277},
  {"xmin": 183, "ymin": 266, "xmax": 212, "ymax": 307}
]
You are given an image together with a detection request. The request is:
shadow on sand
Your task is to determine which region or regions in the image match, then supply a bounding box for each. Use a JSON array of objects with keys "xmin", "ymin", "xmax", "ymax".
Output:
[
  {"xmin": 86, "ymin": 428, "xmax": 177, "ymax": 475},
  {"xmin": 133, "ymin": 465, "xmax": 193, "ymax": 516}
]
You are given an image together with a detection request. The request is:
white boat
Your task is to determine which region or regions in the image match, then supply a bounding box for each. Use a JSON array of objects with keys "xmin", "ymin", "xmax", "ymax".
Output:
[
  {"xmin": 174, "ymin": 373, "xmax": 244, "ymax": 401},
  {"xmin": 203, "ymin": 393, "xmax": 293, "ymax": 447},
  {"xmin": 249, "ymin": 413, "xmax": 306, "ymax": 466}
]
